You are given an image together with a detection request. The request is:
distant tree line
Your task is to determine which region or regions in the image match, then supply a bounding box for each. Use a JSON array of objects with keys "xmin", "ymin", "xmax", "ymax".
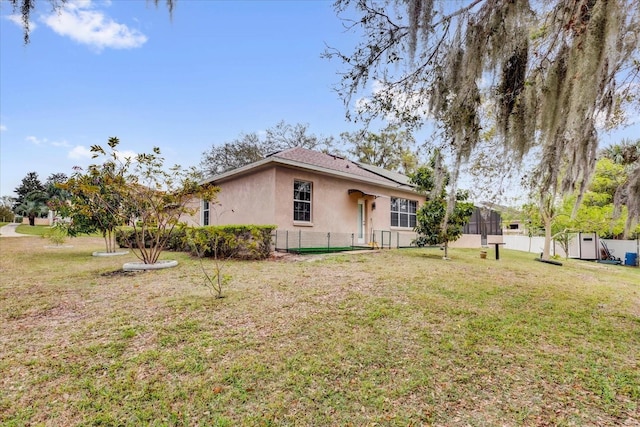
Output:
[
  {"xmin": 7, "ymin": 171, "xmax": 68, "ymax": 225},
  {"xmin": 199, "ymin": 120, "xmax": 419, "ymax": 177}
]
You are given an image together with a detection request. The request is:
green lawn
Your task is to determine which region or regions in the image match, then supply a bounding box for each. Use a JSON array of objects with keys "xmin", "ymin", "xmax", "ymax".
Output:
[
  {"xmin": 12, "ymin": 224, "xmax": 101, "ymax": 239},
  {"xmin": 1, "ymin": 236, "xmax": 638, "ymax": 426},
  {"xmin": 288, "ymin": 246, "xmax": 373, "ymax": 254},
  {"xmin": 14, "ymin": 224, "xmax": 51, "ymax": 236}
]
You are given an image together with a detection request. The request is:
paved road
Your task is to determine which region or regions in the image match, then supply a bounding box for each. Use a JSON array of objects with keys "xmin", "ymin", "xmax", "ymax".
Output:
[{"xmin": 0, "ymin": 223, "xmax": 28, "ymax": 237}]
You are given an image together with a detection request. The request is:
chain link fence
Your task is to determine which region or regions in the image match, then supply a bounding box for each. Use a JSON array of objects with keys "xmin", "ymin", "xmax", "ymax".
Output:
[
  {"xmin": 371, "ymin": 230, "xmax": 419, "ymax": 248},
  {"xmin": 273, "ymin": 229, "xmax": 420, "ymax": 253}
]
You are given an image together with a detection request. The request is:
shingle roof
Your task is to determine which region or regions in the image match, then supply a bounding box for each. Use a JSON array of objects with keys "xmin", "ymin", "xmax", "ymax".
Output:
[
  {"xmin": 271, "ymin": 147, "xmax": 390, "ymax": 182},
  {"xmin": 205, "ymin": 146, "xmax": 417, "ymax": 192}
]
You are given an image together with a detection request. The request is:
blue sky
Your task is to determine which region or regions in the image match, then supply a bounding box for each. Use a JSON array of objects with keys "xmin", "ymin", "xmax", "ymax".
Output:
[
  {"xmin": 0, "ymin": 0, "xmax": 363, "ymax": 197},
  {"xmin": 1, "ymin": 0, "xmax": 638, "ymax": 199}
]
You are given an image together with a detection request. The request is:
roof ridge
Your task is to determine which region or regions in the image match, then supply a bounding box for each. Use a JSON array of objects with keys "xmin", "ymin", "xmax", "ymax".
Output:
[{"xmin": 267, "ymin": 147, "xmax": 297, "ymax": 158}]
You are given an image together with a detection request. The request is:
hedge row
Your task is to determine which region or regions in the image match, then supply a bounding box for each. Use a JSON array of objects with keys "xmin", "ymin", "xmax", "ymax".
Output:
[{"xmin": 115, "ymin": 225, "xmax": 276, "ymax": 260}]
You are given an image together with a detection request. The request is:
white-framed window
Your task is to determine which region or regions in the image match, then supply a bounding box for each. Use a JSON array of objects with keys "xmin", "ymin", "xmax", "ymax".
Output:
[
  {"xmin": 202, "ymin": 200, "xmax": 210, "ymax": 226},
  {"xmin": 293, "ymin": 180, "xmax": 312, "ymax": 222},
  {"xmin": 391, "ymin": 197, "xmax": 417, "ymax": 228}
]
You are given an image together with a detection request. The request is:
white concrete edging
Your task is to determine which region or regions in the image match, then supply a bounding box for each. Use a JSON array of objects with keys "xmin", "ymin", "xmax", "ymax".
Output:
[
  {"xmin": 92, "ymin": 251, "xmax": 129, "ymax": 257},
  {"xmin": 122, "ymin": 260, "xmax": 178, "ymax": 271}
]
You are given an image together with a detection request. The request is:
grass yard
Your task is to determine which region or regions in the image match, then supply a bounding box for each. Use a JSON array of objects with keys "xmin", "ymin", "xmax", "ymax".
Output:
[
  {"xmin": 14, "ymin": 224, "xmax": 51, "ymax": 236},
  {"xmin": 12, "ymin": 225, "xmax": 103, "ymax": 239},
  {"xmin": 1, "ymin": 237, "xmax": 638, "ymax": 426},
  {"xmin": 288, "ymin": 246, "xmax": 373, "ymax": 254}
]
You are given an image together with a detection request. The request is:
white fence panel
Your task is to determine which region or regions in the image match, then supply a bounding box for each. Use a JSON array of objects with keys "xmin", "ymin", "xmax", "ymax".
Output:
[
  {"xmin": 602, "ymin": 239, "xmax": 639, "ymax": 261},
  {"xmin": 502, "ymin": 235, "xmax": 567, "ymax": 257},
  {"xmin": 503, "ymin": 235, "xmax": 639, "ymax": 262}
]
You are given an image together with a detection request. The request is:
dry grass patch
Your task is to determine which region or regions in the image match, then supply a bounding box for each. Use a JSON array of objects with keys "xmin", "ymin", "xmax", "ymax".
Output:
[{"xmin": 1, "ymin": 237, "xmax": 638, "ymax": 426}]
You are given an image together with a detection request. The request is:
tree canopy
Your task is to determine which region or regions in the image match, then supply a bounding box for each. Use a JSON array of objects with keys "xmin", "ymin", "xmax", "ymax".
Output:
[
  {"xmin": 44, "ymin": 173, "xmax": 69, "ymax": 207},
  {"xmin": 605, "ymin": 139, "xmax": 640, "ymax": 234},
  {"xmin": 15, "ymin": 195, "xmax": 48, "ymax": 226},
  {"xmin": 326, "ymin": 0, "xmax": 640, "ymax": 231},
  {"xmin": 55, "ymin": 163, "xmax": 128, "ymax": 253},
  {"xmin": 554, "ymin": 158, "xmax": 633, "ymax": 241},
  {"xmin": 13, "ymin": 171, "xmax": 45, "ymax": 209},
  {"xmin": 340, "ymin": 124, "xmax": 419, "ymax": 174},
  {"xmin": 88, "ymin": 137, "xmax": 219, "ymax": 264},
  {"xmin": 518, "ymin": 153, "xmax": 638, "ymax": 259},
  {"xmin": 200, "ymin": 121, "xmax": 334, "ymax": 176},
  {"xmin": 600, "ymin": 139, "xmax": 640, "ymax": 166},
  {"xmin": 0, "ymin": 205, "xmax": 13, "ymax": 222},
  {"xmin": 410, "ymin": 151, "xmax": 474, "ymax": 258}
]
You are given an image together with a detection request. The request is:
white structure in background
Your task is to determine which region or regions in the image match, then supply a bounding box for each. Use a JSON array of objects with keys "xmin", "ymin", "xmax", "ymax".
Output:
[
  {"xmin": 503, "ymin": 233, "xmax": 639, "ymax": 266},
  {"xmin": 568, "ymin": 232, "xmax": 599, "ymax": 260}
]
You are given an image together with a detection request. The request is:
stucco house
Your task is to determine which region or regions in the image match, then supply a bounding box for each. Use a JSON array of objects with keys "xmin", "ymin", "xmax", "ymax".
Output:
[
  {"xmin": 185, "ymin": 147, "xmax": 425, "ymax": 247},
  {"xmin": 186, "ymin": 147, "xmax": 502, "ymax": 250}
]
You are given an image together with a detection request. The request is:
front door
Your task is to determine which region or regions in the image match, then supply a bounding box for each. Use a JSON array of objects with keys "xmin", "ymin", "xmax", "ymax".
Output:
[{"xmin": 357, "ymin": 199, "xmax": 365, "ymax": 244}]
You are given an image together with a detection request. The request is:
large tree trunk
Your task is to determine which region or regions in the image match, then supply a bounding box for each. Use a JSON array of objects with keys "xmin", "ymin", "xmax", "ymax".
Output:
[{"xmin": 28, "ymin": 215, "xmax": 35, "ymax": 226}]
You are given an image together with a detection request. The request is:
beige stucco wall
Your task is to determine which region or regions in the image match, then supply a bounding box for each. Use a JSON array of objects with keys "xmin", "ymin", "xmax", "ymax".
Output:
[
  {"xmin": 273, "ymin": 166, "xmax": 425, "ymax": 241},
  {"xmin": 21, "ymin": 217, "xmax": 51, "ymax": 226},
  {"xmin": 182, "ymin": 164, "xmax": 499, "ymax": 250},
  {"xmin": 449, "ymin": 234, "xmax": 481, "ymax": 248},
  {"xmin": 181, "ymin": 168, "xmax": 276, "ymax": 226},
  {"xmin": 185, "ymin": 165, "xmax": 428, "ymax": 243},
  {"xmin": 215, "ymin": 168, "xmax": 277, "ymax": 225},
  {"xmin": 181, "ymin": 198, "xmax": 202, "ymax": 226},
  {"xmin": 448, "ymin": 234, "xmax": 504, "ymax": 248}
]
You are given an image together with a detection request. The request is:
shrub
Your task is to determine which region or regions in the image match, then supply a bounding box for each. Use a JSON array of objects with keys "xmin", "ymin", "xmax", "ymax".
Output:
[
  {"xmin": 43, "ymin": 223, "xmax": 68, "ymax": 246},
  {"xmin": 115, "ymin": 225, "xmax": 276, "ymax": 260},
  {"xmin": 82, "ymin": 138, "xmax": 219, "ymax": 264},
  {"xmin": 115, "ymin": 227, "xmax": 186, "ymax": 251},
  {"xmin": 0, "ymin": 206, "xmax": 14, "ymax": 222},
  {"xmin": 183, "ymin": 225, "xmax": 275, "ymax": 260}
]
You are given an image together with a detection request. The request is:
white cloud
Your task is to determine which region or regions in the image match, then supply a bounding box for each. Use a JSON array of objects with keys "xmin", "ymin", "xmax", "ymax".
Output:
[
  {"xmin": 41, "ymin": 0, "xmax": 147, "ymax": 51},
  {"xmin": 51, "ymin": 140, "xmax": 72, "ymax": 148},
  {"xmin": 0, "ymin": 124, "xmax": 6, "ymax": 132},
  {"xmin": 115, "ymin": 150, "xmax": 138, "ymax": 162},
  {"xmin": 26, "ymin": 135, "xmax": 46, "ymax": 145},
  {"xmin": 6, "ymin": 14, "xmax": 38, "ymax": 31},
  {"xmin": 25, "ymin": 136, "xmax": 75, "ymax": 149},
  {"xmin": 68, "ymin": 145, "xmax": 93, "ymax": 160}
]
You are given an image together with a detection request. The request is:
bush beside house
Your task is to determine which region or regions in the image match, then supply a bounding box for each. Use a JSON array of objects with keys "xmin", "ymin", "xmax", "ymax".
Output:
[{"xmin": 116, "ymin": 225, "xmax": 276, "ymax": 260}]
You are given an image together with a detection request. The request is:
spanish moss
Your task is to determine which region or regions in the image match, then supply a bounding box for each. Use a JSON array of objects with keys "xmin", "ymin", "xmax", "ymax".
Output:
[{"xmin": 326, "ymin": 0, "xmax": 640, "ymax": 234}]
